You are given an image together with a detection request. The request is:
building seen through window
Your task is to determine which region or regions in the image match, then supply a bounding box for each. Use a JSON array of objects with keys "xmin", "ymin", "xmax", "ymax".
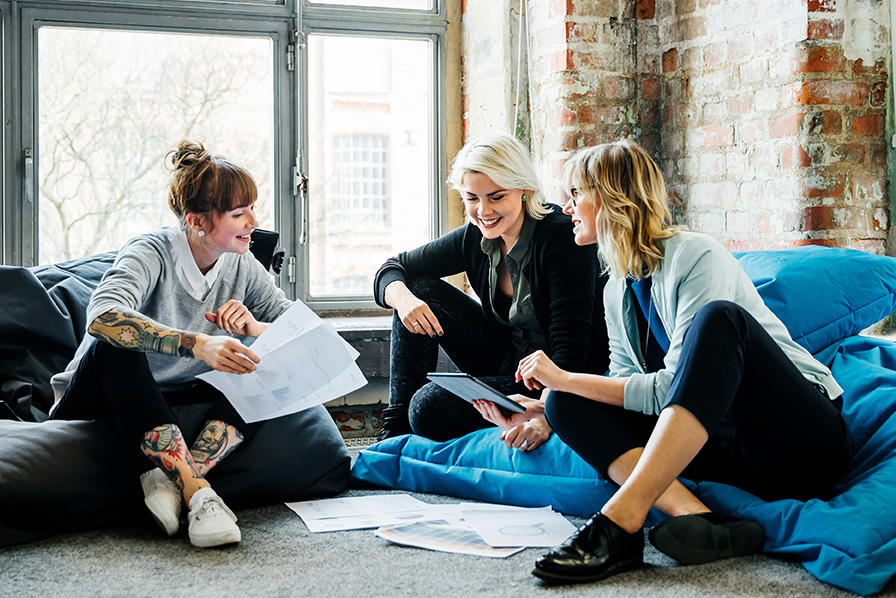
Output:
[{"xmin": 308, "ymin": 34, "xmax": 431, "ymax": 299}]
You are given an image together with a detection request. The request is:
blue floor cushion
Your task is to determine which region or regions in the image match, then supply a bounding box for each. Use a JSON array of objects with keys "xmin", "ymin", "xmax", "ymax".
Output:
[{"xmin": 352, "ymin": 246, "xmax": 896, "ymax": 595}]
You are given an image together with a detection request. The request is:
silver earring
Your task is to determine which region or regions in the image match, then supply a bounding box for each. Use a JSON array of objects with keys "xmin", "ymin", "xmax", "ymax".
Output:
[
  {"xmin": 198, "ymin": 230, "xmax": 205, "ymax": 237},
  {"xmin": 522, "ymin": 193, "xmax": 529, "ymax": 200}
]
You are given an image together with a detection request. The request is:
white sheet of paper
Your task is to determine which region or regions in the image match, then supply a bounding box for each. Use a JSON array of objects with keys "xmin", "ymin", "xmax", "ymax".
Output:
[
  {"xmin": 462, "ymin": 506, "xmax": 576, "ymax": 548},
  {"xmin": 286, "ymin": 494, "xmax": 454, "ymax": 532},
  {"xmin": 197, "ymin": 302, "xmax": 365, "ymax": 423},
  {"xmin": 375, "ymin": 521, "xmax": 526, "ymax": 558}
]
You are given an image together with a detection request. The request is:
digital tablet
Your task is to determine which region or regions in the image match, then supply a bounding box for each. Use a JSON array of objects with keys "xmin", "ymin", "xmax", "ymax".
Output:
[{"xmin": 426, "ymin": 373, "xmax": 527, "ymax": 415}]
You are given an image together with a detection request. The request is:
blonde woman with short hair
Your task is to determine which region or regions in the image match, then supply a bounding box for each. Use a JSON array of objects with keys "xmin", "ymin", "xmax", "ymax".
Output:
[
  {"xmin": 374, "ymin": 133, "xmax": 609, "ymax": 448},
  {"xmin": 485, "ymin": 140, "xmax": 853, "ymax": 584}
]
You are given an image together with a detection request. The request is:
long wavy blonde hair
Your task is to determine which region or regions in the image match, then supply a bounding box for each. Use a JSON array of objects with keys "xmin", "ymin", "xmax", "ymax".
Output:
[{"xmin": 562, "ymin": 140, "xmax": 678, "ymax": 279}]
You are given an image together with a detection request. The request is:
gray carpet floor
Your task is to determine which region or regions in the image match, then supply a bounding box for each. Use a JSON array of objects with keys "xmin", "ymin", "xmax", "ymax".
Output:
[{"xmin": 2, "ymin": 485, "xmax": 893, "ymax": 598}]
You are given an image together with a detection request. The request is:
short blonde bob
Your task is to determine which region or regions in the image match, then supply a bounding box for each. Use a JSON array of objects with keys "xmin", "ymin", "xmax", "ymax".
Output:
[
  {"xmin": 562, "ymin": 140, "xmax": 678, "ymax": 279},
  {"xmin": 447, "ymin": 133, "xmax": 550, "ymax": 221}
]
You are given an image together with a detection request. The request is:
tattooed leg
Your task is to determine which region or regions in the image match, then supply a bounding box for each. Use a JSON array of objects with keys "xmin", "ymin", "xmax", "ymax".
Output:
[
  {"xmin": 190, "ymin": 420, "xmax": 245, "ymax": 477},
  {"xmin": 140, "ymin": 423, "xmax": 210, "ymax": 506}
]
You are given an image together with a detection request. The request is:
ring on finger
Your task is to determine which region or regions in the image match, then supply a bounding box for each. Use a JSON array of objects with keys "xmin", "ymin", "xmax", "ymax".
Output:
[
  {"xmin": 520, "ymin": 440, "xmax": 529, "ymax": 449},
  {"xmin": 412, "ymin": 322, "xmax": 420, "ymax": 327}
]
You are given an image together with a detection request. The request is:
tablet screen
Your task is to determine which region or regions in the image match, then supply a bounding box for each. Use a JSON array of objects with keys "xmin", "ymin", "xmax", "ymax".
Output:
[{"xmin": 426, "ymin": 373, "xmax": 526, "ymax": 414}]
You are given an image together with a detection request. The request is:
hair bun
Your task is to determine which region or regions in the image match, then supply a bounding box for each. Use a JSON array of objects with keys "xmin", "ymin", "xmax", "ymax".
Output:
[{"xmin": 167, "ymin": 140, "xmax": 209, "ymax": 172}]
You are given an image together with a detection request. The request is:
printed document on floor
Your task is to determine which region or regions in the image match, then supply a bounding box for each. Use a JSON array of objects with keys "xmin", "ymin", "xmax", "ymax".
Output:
[{"xmin": 197, "ymin": 301, "xmax": 366, "ymax": 423}]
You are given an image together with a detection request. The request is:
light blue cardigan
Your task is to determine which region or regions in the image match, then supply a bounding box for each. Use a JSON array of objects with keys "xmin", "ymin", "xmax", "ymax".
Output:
[{"xmin": 605, "ymin": 231, "xmax": 842, "ymax": 416}]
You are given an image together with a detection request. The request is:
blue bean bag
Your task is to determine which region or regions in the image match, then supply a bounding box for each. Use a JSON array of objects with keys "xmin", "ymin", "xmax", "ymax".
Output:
[{"xmin": 352, "ymin": 245, "xmax": 896, "ymax": 595}]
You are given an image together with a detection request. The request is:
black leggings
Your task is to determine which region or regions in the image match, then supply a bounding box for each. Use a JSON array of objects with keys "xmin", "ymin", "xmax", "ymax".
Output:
[
  {"xmin": 51, "ymin": 339, "xmax": 261, "ymax": 445},
  {"xmin": 383, "ymin": 276, "xmax": 538, "ymax": 441},
  {"xmin": 545, "ymin": 301, "xmax": 853, "ymax": 502}
]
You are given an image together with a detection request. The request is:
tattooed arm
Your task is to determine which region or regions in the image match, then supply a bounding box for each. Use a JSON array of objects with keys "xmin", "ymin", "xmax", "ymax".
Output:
[{"xmin": 88, "ymin": 307, "xmax": 260, "ymax": 374}]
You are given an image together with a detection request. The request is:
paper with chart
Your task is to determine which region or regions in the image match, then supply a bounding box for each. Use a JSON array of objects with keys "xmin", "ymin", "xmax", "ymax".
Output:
[
  {"xmin": 285, "ymin": 494, "xmax": 458, "ymax": 533},
  {"xmin": 197, "ymin": 301, "xmax": 367, "ymax": 423},
  {"xmin": 461, "ymin": 505, "xmax": 576, "ymax": 548}
]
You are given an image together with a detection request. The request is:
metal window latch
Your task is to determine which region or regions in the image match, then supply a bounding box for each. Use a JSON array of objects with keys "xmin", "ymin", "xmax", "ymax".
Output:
[
  {"xmin": 287, "ymin": 44, "xmax": 295, "ymax": 72},
  {"xmin": 24, "ymin": 149, "xmax": 33, "ymax": 204}
]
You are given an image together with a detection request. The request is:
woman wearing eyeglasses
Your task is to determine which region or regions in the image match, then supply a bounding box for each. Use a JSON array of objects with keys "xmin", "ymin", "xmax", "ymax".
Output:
[
  {"xmin": 374, "ymin": 133, "xmax": 609, "ymax": 451},
  {"xmin": 478, "ymin": 140, "xmax": 853, "ymax": 583}
]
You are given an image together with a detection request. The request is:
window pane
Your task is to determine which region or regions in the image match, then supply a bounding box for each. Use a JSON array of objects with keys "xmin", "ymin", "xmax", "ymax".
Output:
[
  {"xmin": 38, "ymin": 28, "xmax": 274, "ymax": 265},
  {"xmin": 310, "ymin": 0, "xmax": 432, "ymax": 10},
  {"xmin": 308, "ymin": 35, "xmax": 431, "ymax": 298}
]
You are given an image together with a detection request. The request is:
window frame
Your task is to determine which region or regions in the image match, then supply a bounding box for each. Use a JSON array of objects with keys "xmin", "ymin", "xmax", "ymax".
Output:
[{"xmin": 1, "ymin": 0, "xmax": 448, "ymax": 314}]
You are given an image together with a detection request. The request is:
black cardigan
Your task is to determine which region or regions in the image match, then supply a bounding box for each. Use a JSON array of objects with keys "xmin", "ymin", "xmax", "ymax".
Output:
[{"xmin": 374, "ymin": 206, "xmax": 609, "ymax": 375}]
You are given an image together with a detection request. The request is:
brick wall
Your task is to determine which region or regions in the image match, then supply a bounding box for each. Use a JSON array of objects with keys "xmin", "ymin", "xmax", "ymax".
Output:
[{"xmin": 468, "ymin": 0, "xmax": 893, "ymax": 253}]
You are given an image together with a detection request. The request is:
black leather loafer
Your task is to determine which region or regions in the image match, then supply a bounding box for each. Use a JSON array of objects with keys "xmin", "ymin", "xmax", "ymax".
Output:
[
  {"xmin": 648, "ymin": 512, "xmax": 765, "ymax": 565},
  {"xmin": 532, "ymin": 513, "xmax": 644, "ymax": 584}
]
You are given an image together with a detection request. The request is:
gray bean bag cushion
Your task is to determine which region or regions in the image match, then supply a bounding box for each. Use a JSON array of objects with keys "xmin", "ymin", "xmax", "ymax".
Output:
[{"xmin": 0, "ymin": 250, "xmax": 350, "ymax": 546}]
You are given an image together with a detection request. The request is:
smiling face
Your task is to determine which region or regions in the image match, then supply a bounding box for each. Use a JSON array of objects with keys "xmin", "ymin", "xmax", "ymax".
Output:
[
  {"xmin": 461, "ymin": 171, "xmax": 527, "ymax": 249},
  {"xmin": 188, "ymin": 199, "xmax": 259, "ymax": 273},
  {"xmin": 562, "ymin": 188, "xmax": 599, "ymax": 246}
]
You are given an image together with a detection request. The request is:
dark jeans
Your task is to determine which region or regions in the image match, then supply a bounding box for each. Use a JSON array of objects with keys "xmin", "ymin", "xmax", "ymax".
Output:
[
  {"xmin": 51, "ymin": 339, "xmax": 261, "ymax": 446},
  {"xmin": 546, "ymin": 301, "xmax": 853, "ymax": 502},
  {"xmin": 382, "ymin": 277, "xmax": 538, "ymax": 441}
]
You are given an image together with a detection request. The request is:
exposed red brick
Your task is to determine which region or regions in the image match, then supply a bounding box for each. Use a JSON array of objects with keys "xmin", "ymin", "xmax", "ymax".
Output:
[
  {"xmin": 770, "ymin": 113, "xmax": 806, "ymax": 138},
  {"xmin": 869, "ymin": 143, "xmax": 887, "ymax": 166},
  {"xmin": 552, "ymin": 49, "xmax": 573, "ymax": 72},
  {"xmin": 851, "ymin": 114, "xmax": 884, "ymax": 137},
  {"xmin": 801, "ymin": 175, "xmax": 844, "ymax": 199},
  {"xmin": 870, "ymin": 82, "xmax": 887, "ymax": 108},
  {"xmin": 793, "ymin": 46, "xmax": 845, "ymax": 73},
  {"xmin": 779, "ymin": 238, "xmax": 839, "ymax": 249},
  {"xmin": 642, "ymin": 78, "xmax": 661, "ymax": 100},
  {"xmin": 604, "ymin": 77, "xmax": 634, "ymax": 99},
  {"xmin": 854, "ymin": 58, "xmax": 887, "ymax": 75},
  {"xmin": 676, "ymin": 0, "xmax": 696, "ymax": 14},
  {"xmin": 797, "ymin": 81, "xmax": 868, "ymax": 105},
  {"xmin": 640, "ymin": 105, "xmax": 661, "ymax": 127},
  {"xmin": 781, "ymin": 145, "xmax": 811, "ymax": 168},
  {"xmin": 671, "ymin": 17, "xmax": 707, "ymax": 42},
  {"xmin": 553, "ymin": 107, "xmax": 577, "ymax": 127},
  {"xmin": 802, "ymin": 206, "xmax": 834, "ymax": 230},
  {"xmin": 808, "ymin": 0, "xmax": 837, "ymax": 12},
  {"xmin": 823, "ymin": 111, "xmax": 843, "ymax": 133},
  {"xmin": 807, "ymin": 18, "xmax": 844, "ymax": 40},
  {"xmin": 462, "ymin": 93, "xmax": 470, "ymax": 114},
  {"xmin": 663, "ymin": 48, "xmax": 678, "ymax": 73},
  {"xmin": 637, "ymin": 0, "xmax": 656, "ymax": 19}
]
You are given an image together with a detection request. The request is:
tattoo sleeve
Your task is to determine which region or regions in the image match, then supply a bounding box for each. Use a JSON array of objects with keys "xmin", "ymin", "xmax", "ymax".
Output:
[{"xmin": 89, "ymin": 308, "xmax": 197, "ymax": 358}]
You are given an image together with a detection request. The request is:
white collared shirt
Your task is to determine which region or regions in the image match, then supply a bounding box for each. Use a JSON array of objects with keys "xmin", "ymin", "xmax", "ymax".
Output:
[{"xmin": 163, "ymin": 227, "xmax": 224, "ymax": 301}]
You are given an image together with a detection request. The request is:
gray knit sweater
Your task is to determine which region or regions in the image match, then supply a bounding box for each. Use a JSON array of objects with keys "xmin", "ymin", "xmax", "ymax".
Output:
[{"xmin": 68, "ymin": 228, "xmax": 292, "ymax": 391}]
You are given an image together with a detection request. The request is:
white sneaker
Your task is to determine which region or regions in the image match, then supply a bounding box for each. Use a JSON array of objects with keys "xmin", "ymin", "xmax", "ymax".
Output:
[
  {"xmin": 140, "ymin": 468, "xmax": 182, "ymax": 537},
  {"xmin": 188, "ymin": 487, "xmax": 241, "ymax": 548}
]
